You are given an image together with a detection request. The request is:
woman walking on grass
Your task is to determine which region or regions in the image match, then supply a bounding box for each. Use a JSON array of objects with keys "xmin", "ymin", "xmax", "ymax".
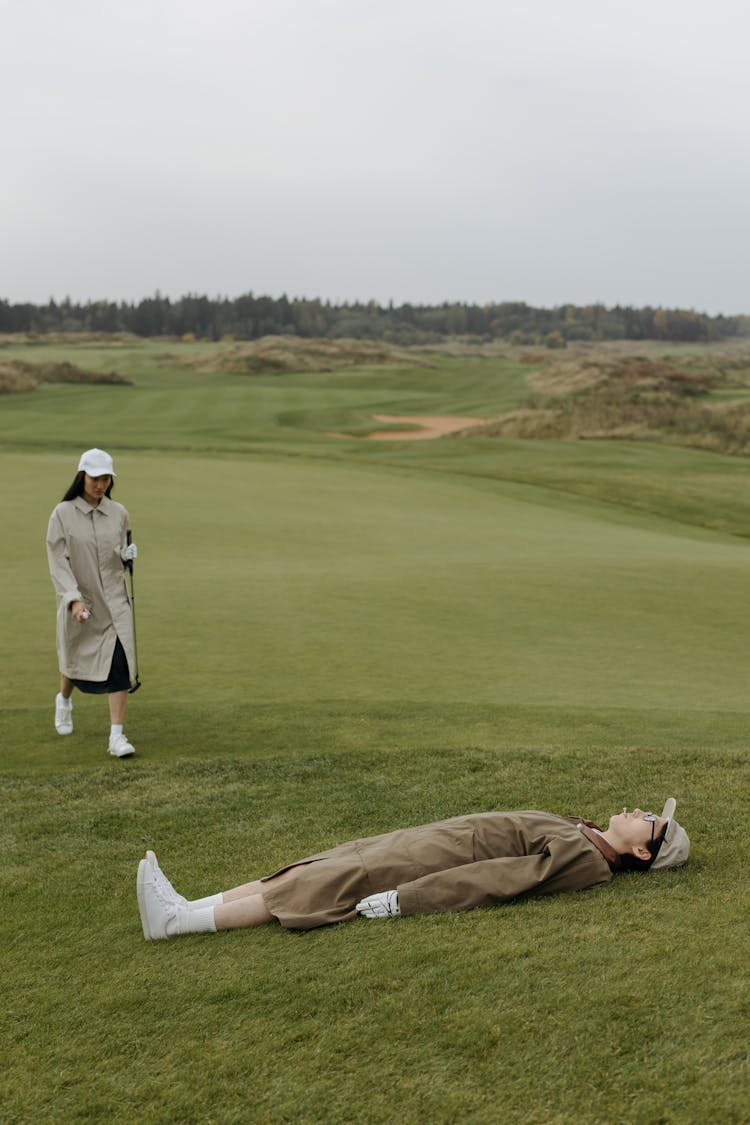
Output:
[{"xmin": 46, "ymin": 448, "xmax": 139, "ymax": 758}]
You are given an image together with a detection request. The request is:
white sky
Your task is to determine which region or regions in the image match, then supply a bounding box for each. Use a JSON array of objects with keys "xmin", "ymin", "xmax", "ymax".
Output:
[{"xmin": 3, "ymin": 0, "xmax": 750, "ymax": 314}]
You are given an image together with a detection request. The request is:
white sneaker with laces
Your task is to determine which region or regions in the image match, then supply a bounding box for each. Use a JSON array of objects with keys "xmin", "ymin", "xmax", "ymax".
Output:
[
  {"xmin": 55, "ymin": 693, "xmax": 73, "ymax": 735},
  {"xmin": 108, "ymin": 732, "xmax": 136, "ymax": 758},
  {"xmin": 145, "ymin": 850, "xmax": 188, "ymax": 908},
  {"xmin": 137, "ymin": 859, "xmax": 180, "ymax": 940}
]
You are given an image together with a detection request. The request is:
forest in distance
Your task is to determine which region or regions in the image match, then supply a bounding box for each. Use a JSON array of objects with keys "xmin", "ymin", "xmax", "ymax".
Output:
[{"xmin": 1, "ymin": 292, "xmax": 746, "ymax": 346}]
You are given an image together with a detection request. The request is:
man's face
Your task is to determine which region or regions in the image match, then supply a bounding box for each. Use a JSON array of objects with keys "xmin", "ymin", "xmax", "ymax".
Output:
[{"xmin": 608, "ymin": 807, "xmax": 667, "ymax": 851}]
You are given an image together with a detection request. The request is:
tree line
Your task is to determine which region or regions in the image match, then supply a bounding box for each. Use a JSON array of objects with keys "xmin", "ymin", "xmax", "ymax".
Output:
[{"xmin": 0, "ymin": 293, "xmax": 743, "ymax": 345}]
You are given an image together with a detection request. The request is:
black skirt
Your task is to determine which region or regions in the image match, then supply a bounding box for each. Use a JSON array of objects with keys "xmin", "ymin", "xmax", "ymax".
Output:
[{"xmin": 71, "ymin": 638, "xmax": 130, "ymax": 695}]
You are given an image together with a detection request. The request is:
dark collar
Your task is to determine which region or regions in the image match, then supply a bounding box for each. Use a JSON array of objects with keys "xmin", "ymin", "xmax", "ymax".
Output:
[{"xmin": 578, "ymin": 824, "xmax": 622, "ymax": 871}]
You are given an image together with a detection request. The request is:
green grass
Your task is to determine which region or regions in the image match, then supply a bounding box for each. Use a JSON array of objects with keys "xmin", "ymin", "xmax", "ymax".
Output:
[{"xmin": 1, "ymin": 338, "xmax": 749, "ymax": 1123}]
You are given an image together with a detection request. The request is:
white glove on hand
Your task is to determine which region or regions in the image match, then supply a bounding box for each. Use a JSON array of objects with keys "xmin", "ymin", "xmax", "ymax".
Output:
[
  {"xmin": 356, "ymin": 890, "xmax": 400, "ymax": 918},
  {"xmin": 120, "ymin": 543, "xmax": 138, "ymax": 562}
]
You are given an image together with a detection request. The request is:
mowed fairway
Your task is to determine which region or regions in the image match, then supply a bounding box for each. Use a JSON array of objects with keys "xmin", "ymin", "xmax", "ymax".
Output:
[{"xmin": 1, "ymin": 340, "xmax": 749, "ymax": 1123}]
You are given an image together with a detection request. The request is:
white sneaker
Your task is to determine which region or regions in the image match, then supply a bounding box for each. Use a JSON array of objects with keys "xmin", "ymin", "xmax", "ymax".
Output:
[
  {"xmin": 55, "ymin": 693, "xmax": 73, "ymax": 735},
  {"xmin": 145, "ymin": 850, "xmax": 188, "ymax": 908},
  {"xmin": 108, "ymin": 732, "xmax": 135, "ymax": 758},
  {"xmin": 137, "ymin": 859, "xmax": 180, "ymax": 940}
]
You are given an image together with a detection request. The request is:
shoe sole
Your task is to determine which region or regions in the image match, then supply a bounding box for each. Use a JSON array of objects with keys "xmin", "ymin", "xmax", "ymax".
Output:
[
  {"xmin": 108, "ymin": 746, "xmax": 135, "ymax": 758},
  {"xmin": 137, "ymin": 858, "xmax": 152, "ymax": 939},
  {"xmin": 55, "ymin": 726, "xmax": 73, "ymax": 736}
]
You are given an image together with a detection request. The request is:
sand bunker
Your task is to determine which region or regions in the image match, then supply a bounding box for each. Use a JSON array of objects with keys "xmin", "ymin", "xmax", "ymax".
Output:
[{"xmin": 364, "ymin": 414, "xmax": 486, "ymax": 440}]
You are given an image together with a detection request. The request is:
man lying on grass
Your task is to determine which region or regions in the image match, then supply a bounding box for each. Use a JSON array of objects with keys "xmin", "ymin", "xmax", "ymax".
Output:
[{"xmin": 137, "ymin": 799, "xmax": 689, "ymax": 940}]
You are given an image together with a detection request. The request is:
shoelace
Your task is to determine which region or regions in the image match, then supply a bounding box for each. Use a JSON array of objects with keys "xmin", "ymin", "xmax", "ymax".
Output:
[
  {"xmin": 151, "ymin": 865, "xmax": 187, "ymax": 907},
  {"xmin": 149, "ymin": 872, "xmax": 178, "ymax": 912}
]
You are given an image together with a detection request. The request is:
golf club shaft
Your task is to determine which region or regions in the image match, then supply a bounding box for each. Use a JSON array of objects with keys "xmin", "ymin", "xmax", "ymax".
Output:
[{"xmin": 126, "ymin": 530, "xmax": 141, "ymax": 690}]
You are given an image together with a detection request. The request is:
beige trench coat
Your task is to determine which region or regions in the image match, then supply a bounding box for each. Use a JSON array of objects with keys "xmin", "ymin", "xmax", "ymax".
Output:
[
  {"xmin": 46, "ymin": 496, "xmax": 136, "ymax": 684},
  {"xmin": 261, "ymin": 811, "xmax": 613, "ymax": 929}
]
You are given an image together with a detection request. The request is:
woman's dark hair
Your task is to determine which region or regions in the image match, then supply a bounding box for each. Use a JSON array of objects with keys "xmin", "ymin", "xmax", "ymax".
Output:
[
  {"xmin": 619, "ymin": 824, "xmax": 668, "ymax": 872},
  {"xmin": 62, "ymin": 471, "xmax": 114, "ymax": 502}
]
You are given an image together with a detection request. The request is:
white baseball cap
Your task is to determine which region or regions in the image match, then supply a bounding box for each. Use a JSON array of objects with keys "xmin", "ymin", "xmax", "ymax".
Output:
[
  {"xmin": 651, "ymin": 798, "xmax": 690, "ymax": 870},
  {"xmin": 78, "ymin": 448, "xmax": 116, "ymax": 477}
]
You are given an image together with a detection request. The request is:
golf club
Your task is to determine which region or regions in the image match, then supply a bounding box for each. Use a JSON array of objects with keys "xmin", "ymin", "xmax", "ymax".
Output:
[{"xmin": 125, "ymin": 530, "xmax": 142, "ymax": 693}]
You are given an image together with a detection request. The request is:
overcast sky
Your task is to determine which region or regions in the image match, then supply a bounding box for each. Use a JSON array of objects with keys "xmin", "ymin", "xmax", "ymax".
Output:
[{"xmin": 3, "ymin": 0, "xmax": 749, "ymax": 314}]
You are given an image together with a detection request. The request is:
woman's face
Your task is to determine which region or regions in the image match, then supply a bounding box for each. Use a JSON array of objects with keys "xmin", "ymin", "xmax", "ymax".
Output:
[{"xmin": 83, "ymin": 473, "xmax": 112, "ymax": 506}]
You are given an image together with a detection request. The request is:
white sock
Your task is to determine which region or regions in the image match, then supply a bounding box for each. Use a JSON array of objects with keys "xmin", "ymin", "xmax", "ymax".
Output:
[
  {"xmin": 110, "ymin": 724, "xmax": 123, "ymax": 737},
  {"xmin": 57, "ymin": 693, "xmax": 72, "ymax": 709},
  {"xmin": 178, "ymin": 906, "xmax": 216, "ymax": 934},
  {"xmin": 188, "ymin": 893, "xmax": 223, "ymax": 910}
]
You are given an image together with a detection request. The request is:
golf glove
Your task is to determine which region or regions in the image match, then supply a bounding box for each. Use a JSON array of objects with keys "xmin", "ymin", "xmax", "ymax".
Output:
[
  {"xmin": 356, "ymin": 890, "xmax": 400, "ymax": 918},
  {"xmin": 120, "ymin": 543, "xmax": 138, "ymax": 562}
]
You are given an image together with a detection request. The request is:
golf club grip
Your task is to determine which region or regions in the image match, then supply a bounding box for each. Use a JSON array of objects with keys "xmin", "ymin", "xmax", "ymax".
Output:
[{"xmin": 126, "ymin": 528, "xmax": 134, "ymax": 573}]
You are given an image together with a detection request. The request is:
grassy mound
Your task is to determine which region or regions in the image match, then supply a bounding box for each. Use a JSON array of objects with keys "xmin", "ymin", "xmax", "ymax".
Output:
[
  {"xmin": 479, "ymin": 347, "xmax": 750, "ymax": 454},
  {"xmin": 0, "ymin": 359, "xmax": 133, "ymax": 393},
  {"xmin": 185, "ymin": 335, "xmax": 434, "ymax": 375}
]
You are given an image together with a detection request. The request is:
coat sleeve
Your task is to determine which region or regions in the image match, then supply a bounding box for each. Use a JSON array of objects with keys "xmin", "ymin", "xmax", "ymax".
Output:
[
  {"xmin": 119, "ymin": 505, "xmax": 132, "ymax": 555},
  {"xmin": 46, "ymin": 508, "xmax": 83, "ymax": 607},
  {"xmin": 396, "ymin": 836, "xmax": 611, "ymax": 916}
]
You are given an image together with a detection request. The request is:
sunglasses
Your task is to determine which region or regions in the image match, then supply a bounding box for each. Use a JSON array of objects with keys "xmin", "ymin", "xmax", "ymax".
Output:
[{"xmin": 643, "ymin": 812, "xmax": 658, "ymax": 841}]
